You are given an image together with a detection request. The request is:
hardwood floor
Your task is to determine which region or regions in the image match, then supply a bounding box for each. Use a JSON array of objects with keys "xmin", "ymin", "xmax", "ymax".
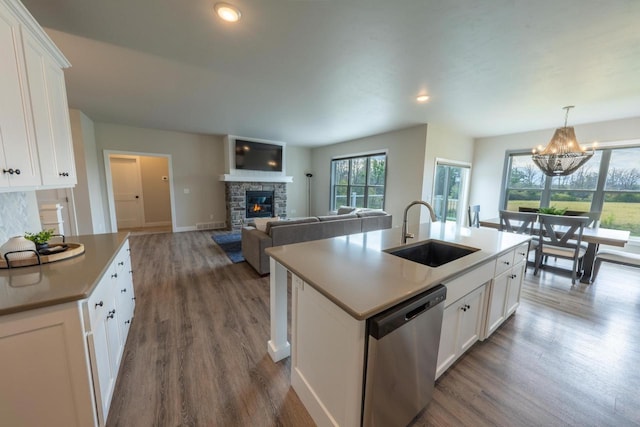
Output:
[{"xmin": 107, "ymin": 231, "xmax": 640, "ymax": 426}]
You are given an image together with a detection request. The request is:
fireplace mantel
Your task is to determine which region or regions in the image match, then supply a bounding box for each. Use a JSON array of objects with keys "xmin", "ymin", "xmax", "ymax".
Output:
[{"xmin": 219, "ymin": 174, "xmax": 293, "ymax": 183}]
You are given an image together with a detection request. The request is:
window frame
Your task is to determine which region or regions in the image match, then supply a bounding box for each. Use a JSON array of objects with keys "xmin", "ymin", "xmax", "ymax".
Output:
[
  {"xmin": 500, "ymin": 142, "xmax": 640, "ymax": 237},
  {"xmin": 330, "ymin": 152, "xmax": 387, "ymax": 211}
]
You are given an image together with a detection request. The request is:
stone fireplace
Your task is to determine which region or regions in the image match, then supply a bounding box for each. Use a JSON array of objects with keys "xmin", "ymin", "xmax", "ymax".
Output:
[{"xmin": 225, "ymin": 182, "xmax": 287, "ymax": 231}]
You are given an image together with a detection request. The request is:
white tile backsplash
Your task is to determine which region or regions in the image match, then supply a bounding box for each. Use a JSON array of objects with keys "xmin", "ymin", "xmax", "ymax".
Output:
[{"xmin": 0, "ymin": 192, "xmax": 33, "ymax": 243}]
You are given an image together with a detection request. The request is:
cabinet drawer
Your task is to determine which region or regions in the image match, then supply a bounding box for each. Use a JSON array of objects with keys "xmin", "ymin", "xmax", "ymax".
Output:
[
  {"xmin": 513, "ymin": 242, "xmax": 530, "ymax": 265},
  {"xmin": 87, "ymin": 274, "xmax": 111, "ymax": 327},
  {"xmin": 495, "ymin": 250, "xmax": 515, "ymax": 276},
  {"xmin": 443, "ymin": 261, "xmax": 494, "ymax": 307}
]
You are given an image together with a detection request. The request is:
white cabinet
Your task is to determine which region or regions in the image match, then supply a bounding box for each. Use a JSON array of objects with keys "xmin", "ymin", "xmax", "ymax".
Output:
[
  {"xmin": 22, "ymin": 29, "xmax": 76, "ymax": 186},
  {"xmin": 0, "ymin": 1, "xmax": 41, "ymax": 189},
  {"xmin": 85, "ymin": 240, "xmax": 135, "ymax": 426},
  {"xmin": 436, "ymin": 284, "xmax": 486, "ymax": 378},
  {"xmin": 0, "ymin": 238, "xmax": 135, "ymax": 427},
  {"xmin": 484, "ymin": 243, "xmax": 528, "ymax": 337},
  {"xmin": 0, "ymin": 0, "xmax": 74, "ymax": 192}
]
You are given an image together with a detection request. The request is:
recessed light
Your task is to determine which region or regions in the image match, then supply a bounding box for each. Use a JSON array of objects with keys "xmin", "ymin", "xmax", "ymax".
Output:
[
  {"xmin": 416, "ymin": 95, "xmax": 430, "ymax": 103},
  {"xmin": 214, "ymin": 3, "xmax": 241, "ymax": 22}
]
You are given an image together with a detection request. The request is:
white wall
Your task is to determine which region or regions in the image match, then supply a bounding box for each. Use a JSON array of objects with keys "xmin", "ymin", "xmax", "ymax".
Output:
[
  {"xmin": 284, "ymin": 145, "xmax": 312, "ymax": 216},
  {"xmin": 423, "ymin": 123, "xmax": 475, "ymax": 209},
  {"xmin": 470, "ymin": 116, "xmax": 640, "ymax": 219},
  {"xmin": 310, "ymin": 125, "xmax": 428, "ymax": 227},
  {"xmin": 69, "ymin": 109, "xmax": 108, "ymax": 234},
  {"xmin": 94, "ymin": 123, "xmax": 224, "ymax": 230}
]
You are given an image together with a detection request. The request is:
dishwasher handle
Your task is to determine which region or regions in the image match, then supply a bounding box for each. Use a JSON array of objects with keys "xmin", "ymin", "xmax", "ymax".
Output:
[{"xmin": 368, "ymin": 284, "xmax": 446, "ymax": 340}]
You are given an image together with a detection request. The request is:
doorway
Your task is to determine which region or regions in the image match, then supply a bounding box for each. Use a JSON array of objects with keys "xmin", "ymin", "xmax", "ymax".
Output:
[
  {"xmin": 105, "ymin": 151, "xmax": 175, "ymax": 233},
  {"xmin": 432, "ymin": 159, "xmax": 471, "ymax": 224}
]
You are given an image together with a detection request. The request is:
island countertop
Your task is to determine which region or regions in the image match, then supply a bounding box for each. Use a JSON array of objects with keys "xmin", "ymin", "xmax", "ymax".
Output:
[
  {"xmin": 0, "ymin": 232, "xmax": 130, "ymax": 316},
  {"xmin": 265, "ymin": 222, "xmax": 530, "ymax": 320}
]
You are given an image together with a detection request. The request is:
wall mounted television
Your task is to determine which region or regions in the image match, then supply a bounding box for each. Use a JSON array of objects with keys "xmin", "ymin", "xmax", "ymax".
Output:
[{"xmin": 235, "ymin": 139, "xmax": 283, "ymax": 172}]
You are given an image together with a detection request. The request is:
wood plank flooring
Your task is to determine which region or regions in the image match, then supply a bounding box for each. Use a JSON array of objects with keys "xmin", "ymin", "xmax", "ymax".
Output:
[{"xmin": 107, "ymin": 231, "xmax": 640, "ymax": 426}]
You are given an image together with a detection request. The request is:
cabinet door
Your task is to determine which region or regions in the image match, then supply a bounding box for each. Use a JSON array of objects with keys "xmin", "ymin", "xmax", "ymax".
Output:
[
  {"xmin": 436, "ymin": 302, "xmax": 460, "ymax": 379},
  {"xmin": 87, "ymin": 313, "xmax": 116, "ymax": 425},
  {"xmin": 22, "ymin": 31, "xmax": 76, "ymax": 187},
  {"xmin": 0, "ymin": 3, "xmax": 41, "ymax": 188},
  {"xmin": 458, "ymin": 285, "xmax": 485, "ymax": 354},
  {"xmin": 505, "ymin": 262, "xmax": 525, "ymax": 316},
  {"xmin": 485, "ymin": 271, "xmax": 509, "ymax": 336}
]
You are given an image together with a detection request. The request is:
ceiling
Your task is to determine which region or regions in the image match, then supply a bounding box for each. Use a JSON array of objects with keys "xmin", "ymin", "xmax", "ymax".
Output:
[{"xmin": 21, "ymin": 0, "xmax": 640, "ymax": 147}]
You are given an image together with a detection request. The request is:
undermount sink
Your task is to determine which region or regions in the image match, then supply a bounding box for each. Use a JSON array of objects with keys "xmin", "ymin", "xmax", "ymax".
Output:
[{"xmin": 385, "ymin": 239, "xmax": 479, "ymax": 268}]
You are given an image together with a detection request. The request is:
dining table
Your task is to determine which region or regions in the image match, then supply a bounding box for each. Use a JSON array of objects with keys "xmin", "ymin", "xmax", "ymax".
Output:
[{"xmin": 480, "ymin": 217, "xmax": 631, "ymax": 284}]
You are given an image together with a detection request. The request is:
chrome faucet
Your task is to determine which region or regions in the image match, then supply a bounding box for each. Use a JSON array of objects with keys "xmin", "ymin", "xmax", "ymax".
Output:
[{"xmin": 401, "ymin": 200, "xmax": 437, "ymax": 244}]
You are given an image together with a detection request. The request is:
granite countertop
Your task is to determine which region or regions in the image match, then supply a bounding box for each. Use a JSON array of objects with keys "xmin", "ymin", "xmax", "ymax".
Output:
[
  {"xmin": 265, "ymin": 222, "xmax": 530, "ymax": 320},
  {"xmin": 0, "ymin": 233, "xmax": 130, "ymax": 316}
]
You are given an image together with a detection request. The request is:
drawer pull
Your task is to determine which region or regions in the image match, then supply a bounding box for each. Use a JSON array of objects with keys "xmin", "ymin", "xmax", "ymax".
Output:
[
  {"xmin": 111, "ymin": 273, "xmax": 118, "ymax": 279},
  {"xmin": 510, "ymin": 274, "xmax": 517, "ymax": 279},
  {"xmin": 518, "ymin": 252, "xmax": 526, "ymax": 256},
  {"xmin": 94, "ymin": 301, "xmax": 103, "ymax": 308},
  {"xmin": 125, "ymin": 320, "xmax": 130, "ymax": 325},
  {"xmin": 121, "ymin": 288, "xmax": 127, "ymax": 293},
  {"xmin": 503, "ymin": 261, "xmax": 510, "ymax": 265},
  {"xmin": 118, "ymin": 261, "xmax": 124, "ymax": 266}
]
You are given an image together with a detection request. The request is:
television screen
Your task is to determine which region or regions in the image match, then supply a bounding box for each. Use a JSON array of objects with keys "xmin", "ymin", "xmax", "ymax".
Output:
[{"xmin": 235, "ymin": 140, "xmax": 283, "ymax": 172}]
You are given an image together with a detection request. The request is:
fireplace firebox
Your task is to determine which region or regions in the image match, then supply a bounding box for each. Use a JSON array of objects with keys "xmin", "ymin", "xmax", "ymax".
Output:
[{"xmin": 246, "ymin": 191, "xmax": 274, "ymax": 218}]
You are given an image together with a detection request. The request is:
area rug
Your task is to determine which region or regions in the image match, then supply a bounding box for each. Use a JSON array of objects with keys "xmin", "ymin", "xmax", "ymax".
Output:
[{"xmin": 212, "ymin": 233, "xmax": 245, "ymax": 263}]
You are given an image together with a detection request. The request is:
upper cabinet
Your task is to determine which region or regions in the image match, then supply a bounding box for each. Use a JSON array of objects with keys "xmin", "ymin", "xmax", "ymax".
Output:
[
  {"xmin": 0, "ymin": 1, "xmax": 41, "ymax": 188},
  {"xmin": 0, "ymin": 0, "xmax": 75, "ymax": 192}
]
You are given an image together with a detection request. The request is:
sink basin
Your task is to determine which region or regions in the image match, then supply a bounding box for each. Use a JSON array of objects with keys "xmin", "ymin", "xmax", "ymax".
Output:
[{"xmin": 385, "ymin": 239, "xmax": 479, "ymax": 268}]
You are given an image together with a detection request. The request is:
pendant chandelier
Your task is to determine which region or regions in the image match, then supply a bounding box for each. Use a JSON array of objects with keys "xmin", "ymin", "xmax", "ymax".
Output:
[{"xmin": 532, "ymin": 106, "xmax": 594, "ymax": 176}]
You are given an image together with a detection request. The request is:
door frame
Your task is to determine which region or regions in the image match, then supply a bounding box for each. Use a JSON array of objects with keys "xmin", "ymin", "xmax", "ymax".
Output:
[{"xmin": 104, "ymin": 150, "xmax": 176, "ymax": 232}]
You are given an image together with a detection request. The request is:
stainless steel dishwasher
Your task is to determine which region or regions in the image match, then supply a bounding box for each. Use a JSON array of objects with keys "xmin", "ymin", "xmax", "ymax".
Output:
[{"xmin": 362, "ymin": 284, "xmax": 446, "ymax": 426}]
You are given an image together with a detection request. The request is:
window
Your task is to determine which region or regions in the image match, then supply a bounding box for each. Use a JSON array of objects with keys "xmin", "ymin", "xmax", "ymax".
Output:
[
  {"xmin": 502, "ymin": 145, "xmax": 640, "ymax": 237},
  {"xmin": 331, "ymin": 153, "xmax": 386, "ymax": 210},
  {"xmin": 432, "ymin": 159, "xmax": 471, "ymax": 223}
]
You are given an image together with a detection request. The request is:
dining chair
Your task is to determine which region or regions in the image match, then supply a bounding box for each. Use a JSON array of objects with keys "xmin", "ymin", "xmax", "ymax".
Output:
[
  {"xmin": 468, "ymin": 205, "xmax": 480, "ymax": 228},
  {"xmin": 534, "ymin": 214, "xmax": 590, "ymax": 284},
  {"xmin": 499, "ymin": 210, "xmax": 538, "ymax": 271}
]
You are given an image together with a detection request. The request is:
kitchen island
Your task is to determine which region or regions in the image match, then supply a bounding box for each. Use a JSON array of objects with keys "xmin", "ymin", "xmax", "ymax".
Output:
[
  {"xmin": 0, "ymin": 233, "xmax": 134, "ymax": 427},
  {"xmin": 265, "ymin": 222, "xmax": 530, "ymax": 426}
]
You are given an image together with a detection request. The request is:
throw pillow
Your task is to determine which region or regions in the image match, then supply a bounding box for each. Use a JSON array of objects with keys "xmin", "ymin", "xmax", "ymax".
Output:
[{"xmin": 254, "ymin": 217, "xmax": 278, "ymax": 232}]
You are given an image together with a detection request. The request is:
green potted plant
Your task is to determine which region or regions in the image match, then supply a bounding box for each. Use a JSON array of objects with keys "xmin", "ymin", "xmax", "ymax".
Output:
[
  {"xmin": 538, "ymin": 206, "xmax": 567, "ymax": 215},
  {"xmin": 24, "ymin": 229, "xmax": 55, "ymax": 251}
]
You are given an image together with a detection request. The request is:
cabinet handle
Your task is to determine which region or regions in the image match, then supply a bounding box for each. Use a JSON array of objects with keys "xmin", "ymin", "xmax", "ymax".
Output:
[
  {"xmin": 510, "ymin": 274, "xmax": 517, "ymax": 279},
  {"xmin": 118, "ymin": 261, "xmax": 124, "ymax": 266},
  {"xmin": 3, "ymin": 168, "xmax": 20, "ymax": 175},
  {"xmin": 132, "ymin": 297, "xmax": 136, "ymax": 301},
  {"xmin": 503, "ymin": 261, "xmax": 510, "ymax": 265},
  {"xmin": 58, "ymin": 172, "xmax": 69, "ymax": 177},
  {"xmin": 465, "ymin": 304, "xmax": 470, "ymax": 309},
  {"xmin": 125, "ymin": 320, "xmax": 130, "ymax": 325},
  {"xmin": 111, "ymin": 273, "xmax": 118, "ymax": 278},
  {"xmin": 460, "ymin": 305, "xmax": 467, "ymax": 312},
  {"xmin": 94, "ymin": 301, "xmax": 104, "ymax": 308},
  {"xmin": 107, "ymin": 310, "xmax": 115, "ymax": 319},
  {"xmin": 121, "ymin": 288, "xmax": 127, "ymax": 293}
]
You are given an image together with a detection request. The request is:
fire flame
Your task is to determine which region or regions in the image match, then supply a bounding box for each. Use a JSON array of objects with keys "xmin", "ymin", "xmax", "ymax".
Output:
[{"xmin": 252, "ymin": 204, "xmax": 261, "ymax": 212}]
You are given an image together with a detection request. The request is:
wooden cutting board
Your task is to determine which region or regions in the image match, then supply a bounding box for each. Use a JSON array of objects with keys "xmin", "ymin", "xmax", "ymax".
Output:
[{"xmin": 0, "ymin": 243, "xmax": 85, "ymax": 269}]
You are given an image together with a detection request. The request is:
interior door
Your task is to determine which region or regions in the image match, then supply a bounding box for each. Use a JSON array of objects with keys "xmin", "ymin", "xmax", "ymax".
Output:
[{"xmin": 110, "ymin": 156, "xmax": 143, "ymax": 229}]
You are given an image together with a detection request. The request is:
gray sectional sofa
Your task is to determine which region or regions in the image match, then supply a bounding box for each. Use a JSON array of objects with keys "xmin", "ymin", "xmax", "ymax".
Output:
[{"xmin": 241, "ymin": 209, "xmax": 392, "ymax": 275}]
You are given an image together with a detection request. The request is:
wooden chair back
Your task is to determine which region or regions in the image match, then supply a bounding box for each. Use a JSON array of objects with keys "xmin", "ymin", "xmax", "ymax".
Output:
[
  {"xmin": 537, "ymin": 214, "xmax": 590, "ymax": 249},
  {"xmin": 499, "ymin": 210, "xmax": 538, "ymax": 235}
]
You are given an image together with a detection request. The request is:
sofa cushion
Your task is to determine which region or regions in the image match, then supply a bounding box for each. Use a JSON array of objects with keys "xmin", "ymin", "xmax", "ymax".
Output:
[
  {"xmin": 266, "ymin": 217, "xmax": 318, "ymax": 234},
  {"xmin": 356, "ymin": 210, "xmax": 388, "ymax": 217},
  {"xmin": 337, "ymin": 206, "xmax": 358, "ymax": 215},
  {"xmin": 317, "ymin": 213, "xmax": 359, "ymax": 222}
]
